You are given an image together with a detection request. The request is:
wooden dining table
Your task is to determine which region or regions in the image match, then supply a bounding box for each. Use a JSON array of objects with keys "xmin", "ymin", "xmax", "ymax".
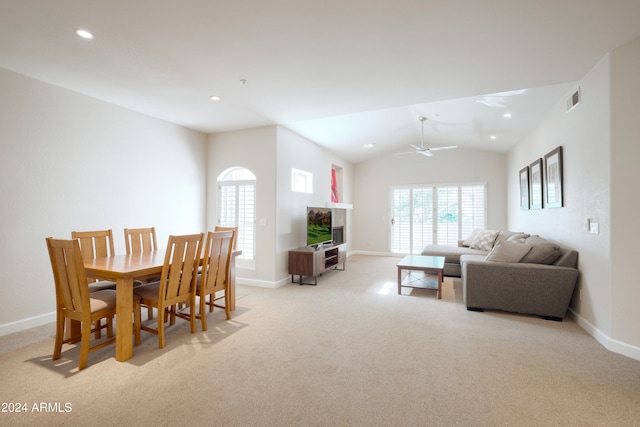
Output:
[{"xmin": 83, "ymin": 249, "xmax": 241, "ymax": 362}]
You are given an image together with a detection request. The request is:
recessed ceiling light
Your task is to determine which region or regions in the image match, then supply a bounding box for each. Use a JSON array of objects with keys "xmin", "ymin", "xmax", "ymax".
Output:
[
  {"xmin": 75, "ymin": 29, "xmax": 94, "ymax": 39},
  {"xmin": 210, "ymin": 95, "xmax": 221, "ymax": 101},
  {"xmin": 490, "ymin": 135, "xmax": 497, "ymax": 139},
  {"xmin": 364, "ymin": 143, "xmax": 375, "ymax": 148},
  {"xmin": 503, "ymin": 113, "xmax": 512, "ymax": 118}
]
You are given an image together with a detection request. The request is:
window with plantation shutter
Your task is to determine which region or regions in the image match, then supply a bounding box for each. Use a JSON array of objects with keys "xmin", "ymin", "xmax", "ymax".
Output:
[
  {"xmin": 390, "ymin": 183, "xmax": 486, "ymax": 254},
  {"xmin": 460, "ymin": 184, "xmax": 486, "ymax": 239},
  {"xmin": 218, "ymin": 168, "xmax": 256, "ymax": 268},
  {"xmin": 411, "ymin": 186, "xmax": 434, "ymax": 253},
  {"xmin": 436, "ymin": 186, "xmax": 459, "ymax": 246}
]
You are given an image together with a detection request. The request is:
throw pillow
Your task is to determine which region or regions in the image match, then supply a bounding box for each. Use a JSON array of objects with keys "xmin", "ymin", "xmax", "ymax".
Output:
[
  {"xmin": 520, "ymin": 242, "xmax": 562, "ymax": 265},
  {"xmin": 463, "ymin": 228, "xmax": 483, "ymax": 247},
  {"xmin": 507, "ymin": 233, "xmax": 529, "ymax": 244},
  {"xmin": 524, "ymin": 235, "xmax": 552, "ymax": 246},
  {"xmin": 469, "ymin": 229, "xmax": 500, "ymax": 251},
  {"xmin": 485, "ymin": 241, "xmax": 532, "ymax": 263},
  {"xmin": 495, "ymin": 231, "xmax": 523, "ymax": 245}
]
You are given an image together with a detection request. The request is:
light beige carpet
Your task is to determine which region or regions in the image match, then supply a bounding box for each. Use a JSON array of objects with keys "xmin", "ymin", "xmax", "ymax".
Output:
[{"xmin": 1, "ymin": 255, "xmax": 639, "ymax": 426}]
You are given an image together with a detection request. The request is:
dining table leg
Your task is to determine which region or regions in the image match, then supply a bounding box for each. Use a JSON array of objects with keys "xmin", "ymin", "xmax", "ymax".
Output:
[{"xmin": 115, "ymin": 277, "xmax": 134, "ymax": 362}]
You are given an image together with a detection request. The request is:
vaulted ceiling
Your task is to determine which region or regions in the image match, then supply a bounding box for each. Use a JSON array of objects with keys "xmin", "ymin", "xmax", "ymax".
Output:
[{"xmin": 2, "ymin": 0, "xmax": 640, "ymax": 162}]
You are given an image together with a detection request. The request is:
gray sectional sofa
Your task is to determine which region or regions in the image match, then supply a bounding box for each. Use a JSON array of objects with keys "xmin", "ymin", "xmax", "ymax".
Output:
[{"xmin": 421, "ymin": 230, "xmax": 579, "ymax": 321}]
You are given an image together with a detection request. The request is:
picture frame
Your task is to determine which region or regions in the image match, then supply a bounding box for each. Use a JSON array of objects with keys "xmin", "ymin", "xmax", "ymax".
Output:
[
  {"xmin": 519, "ymin": 166, "xmax": 530, "ymax": 210},
  {"xmin": 529, "ymin": 158, "xmax": 543, "ymax": 209},
  {"xmin": 544, "ymin": 146, "xmax": 563, "ymax": 208}
]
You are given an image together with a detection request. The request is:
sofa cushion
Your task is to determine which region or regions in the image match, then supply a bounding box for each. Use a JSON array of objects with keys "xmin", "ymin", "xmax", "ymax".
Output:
[
  {"xmin": 422, "ymin": 245, "xmax": 489, "ymax": 265},
  {"xmin": 521, "ymin": 236, "xmax": 561, "ymax": 265},
  {"xmin": 554, "ymin": 248, "xmax": 579, "ymax": 268},
  {"xmin": 485, "ymin": 241, "xmax": 532, "ymax": 263},
  {"xmin": 469, "ymin": 229, "xmax": 500, "ymax": 251}
]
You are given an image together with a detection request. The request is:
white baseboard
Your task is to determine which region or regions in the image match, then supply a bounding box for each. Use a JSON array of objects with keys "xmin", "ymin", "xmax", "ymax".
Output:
[
  {"xmin": 569, "ymin": 308, "xmax": 640, "ymax": 362},
  {"xmin": 0, "ymin": 311, "xmax": 55, "ymax": 337},
  {"xmin": 349, "ymin": 250, "xmax": 403, "ymax": 257},
  {"xmin": 237, "ymin": 276, "xmax": 289, "ymax": 289}
]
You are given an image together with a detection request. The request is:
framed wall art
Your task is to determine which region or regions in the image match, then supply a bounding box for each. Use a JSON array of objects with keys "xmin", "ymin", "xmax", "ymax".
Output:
[
  {"xmin": 544, "ymin": 146, "xmax": 563, "ymax": 208},
  {"xmin": 519, "ymin": 166, "xmax": 530, "ymax": 210},
  {"xmin": 529, "ymin": 158, "xmax": 543, "ymax": 209}
]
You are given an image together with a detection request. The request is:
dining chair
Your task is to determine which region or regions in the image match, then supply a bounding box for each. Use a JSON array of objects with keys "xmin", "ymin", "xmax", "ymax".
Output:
[
  {"xmin": 71, "ymin": 229, "xmax": 118, "ymax": 338},
  {"xmin": 134, "ymin": 233, "xmax": 204, "ymax": 349},
  {"xmin": 46, "ymin": 237, "xmax": 141, "ymax": 370},
  {"xmin": 196, "ymin": 231, "xmax": 234, "ymax": 331},
  {"xmin": 124, "ymin": 226, "xmax": 159, "ymax": 319},
  {"xmin": 210, "ymin": 226, "xmax": 238, "ymax": 313},
  {"xmin": 124, "ymin": 227, "xmax": 158, "ymax": 254},
  {"xmin": 71, "ymin": 229, "xmax": 117, "ymax": 292}
]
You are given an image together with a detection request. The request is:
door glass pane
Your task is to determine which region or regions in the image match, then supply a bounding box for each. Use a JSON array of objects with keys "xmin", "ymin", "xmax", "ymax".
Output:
[
  {"xmin": 390, "ymin": 188, "xmax": 411, "ymax": 253},
  {"xmin": 437, "ymin": 186, "xmax": 459, "ymax": 246},
  {"xmin": 412, "ymin": 187, "xmax": 433, "ymax": 253}
]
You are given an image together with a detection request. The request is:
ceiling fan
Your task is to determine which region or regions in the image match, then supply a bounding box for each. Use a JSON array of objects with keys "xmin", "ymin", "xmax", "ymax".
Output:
[{"xmin": 393, "ymin": 116, "xmax": 458, "ymax": 157}]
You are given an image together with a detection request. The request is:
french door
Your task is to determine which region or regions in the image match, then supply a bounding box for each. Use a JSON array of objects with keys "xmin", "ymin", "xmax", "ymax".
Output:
[{"xmin": 390, "ymin": 183, "xmax": 486, "ymax": 254}]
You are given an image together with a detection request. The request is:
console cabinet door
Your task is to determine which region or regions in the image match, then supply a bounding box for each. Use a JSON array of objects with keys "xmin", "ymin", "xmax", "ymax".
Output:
[{"xmin": 289, "ymin": 250, "xmax": 314, "ymax": 277}]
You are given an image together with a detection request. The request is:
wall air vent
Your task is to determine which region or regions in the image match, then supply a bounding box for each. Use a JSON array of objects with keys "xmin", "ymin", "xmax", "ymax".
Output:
[{"xmin": 566, "ymin": 87, "xmax": 580, "ymax": 112}]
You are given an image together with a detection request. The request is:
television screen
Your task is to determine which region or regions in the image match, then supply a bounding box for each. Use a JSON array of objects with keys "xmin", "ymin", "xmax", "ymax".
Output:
[{"xmin": 307, "ymin": 207, "xmax": 332, "ymax": 246}]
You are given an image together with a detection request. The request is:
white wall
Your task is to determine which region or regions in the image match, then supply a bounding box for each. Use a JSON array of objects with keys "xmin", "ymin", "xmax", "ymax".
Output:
[
  {"xmin": 207, "ymin": 126, "xmax": 278, "ymax": 284},
  {"xmin": 610, "ymin": 36, "xmax": 640, "ymax": 352},
  {"xmin": 207, "ymin": 125, "xmax": 354, "ymax": 287},
  {"xmin": 508, "ymin": 57, "xmax": 612, "ymax": 333},
  {"xmin": 352, "ymin": 147, "xmax": 508, "ymax": 253},
  {"xmin": 276, "ymin": 126, "xmax": 354, "ymax": 280},
  {"xmin": 0, "ymin": 68, "xmax": 207, "ymax": 334},
  {"xmin": 508, "ymin": 35, "xmax": 640, "ymax": 360}
]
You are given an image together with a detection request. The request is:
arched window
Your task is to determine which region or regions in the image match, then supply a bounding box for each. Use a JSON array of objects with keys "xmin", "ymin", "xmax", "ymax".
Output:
[{"xmin": 218, "ymin": 167, "xmax": 256, "ymax": 268}]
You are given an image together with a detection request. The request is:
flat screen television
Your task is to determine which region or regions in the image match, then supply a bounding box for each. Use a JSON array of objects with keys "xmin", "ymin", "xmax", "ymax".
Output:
[{"xmin": 307, "ymin": 207, "xmax": 332, "ymax": 247}]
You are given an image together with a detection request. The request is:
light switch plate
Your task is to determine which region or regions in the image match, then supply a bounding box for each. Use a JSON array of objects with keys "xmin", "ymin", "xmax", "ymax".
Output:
[{"xmin": 589, "ymin": 222, "xmax": 599, "ymax": 234}]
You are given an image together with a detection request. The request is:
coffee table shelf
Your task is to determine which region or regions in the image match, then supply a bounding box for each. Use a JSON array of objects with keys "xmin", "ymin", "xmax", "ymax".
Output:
[{"xmin": 397, "ymin": 255, "xmax": 445, "ymax": 298}]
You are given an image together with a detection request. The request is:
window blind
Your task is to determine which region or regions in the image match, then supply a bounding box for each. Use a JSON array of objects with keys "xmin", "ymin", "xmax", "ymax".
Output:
[{"xmin": 390, "ymin": 183, "xmax": 486, "ymax": 254}]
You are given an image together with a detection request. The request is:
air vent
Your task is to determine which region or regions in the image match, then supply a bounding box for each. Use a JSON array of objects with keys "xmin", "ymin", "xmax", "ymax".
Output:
[{"xmin": 566, "ymin": 87, "xmax": 580, "ymax": 112}]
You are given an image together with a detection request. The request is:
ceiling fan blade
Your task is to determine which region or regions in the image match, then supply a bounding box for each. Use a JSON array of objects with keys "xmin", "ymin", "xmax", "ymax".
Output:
[
  {"xmin": 419, "ymin": 150, "xmax": 434, "ymax": 157},
  {"xmin": 409, "ymin": 144, "xmax": 423, "ymax": 151},
  {"xmin": 392, "ymin": 151, "xmax": 415, "ymax": 156},
  {"xmin": 427, "ymin": 145, "xmax": 458, "ymax": 151}
]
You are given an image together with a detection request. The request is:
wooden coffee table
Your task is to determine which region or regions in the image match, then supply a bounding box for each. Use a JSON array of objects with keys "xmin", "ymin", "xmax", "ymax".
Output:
[{"xmin": 397, "ymin": 255, "xmax": 446, "ymax": 298}]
